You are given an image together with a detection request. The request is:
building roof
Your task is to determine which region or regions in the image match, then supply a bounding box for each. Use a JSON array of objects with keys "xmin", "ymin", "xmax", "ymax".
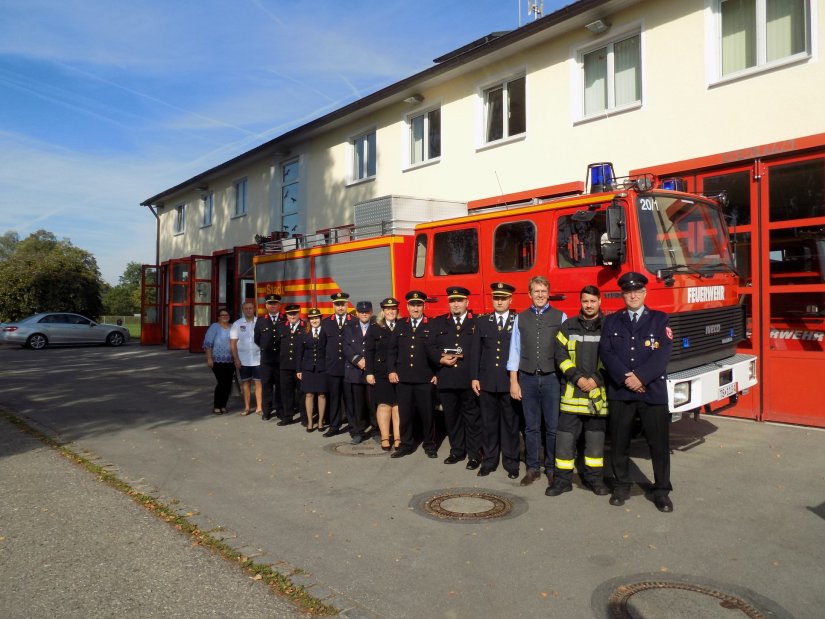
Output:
[{"xmin": 141, "ymin": 0, "xmax": 626, "ymax": 207}]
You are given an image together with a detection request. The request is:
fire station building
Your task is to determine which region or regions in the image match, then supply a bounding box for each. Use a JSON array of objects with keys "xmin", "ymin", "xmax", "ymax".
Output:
[{"xmin": 140, "ymin": 0, "xmax": 825, "ymax": 427}]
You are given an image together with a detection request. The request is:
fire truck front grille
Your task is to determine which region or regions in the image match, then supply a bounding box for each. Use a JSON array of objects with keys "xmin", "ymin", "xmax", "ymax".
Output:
[{"xmin": 667, "ymin": 305, "xmax": 746, "ymax": 373}]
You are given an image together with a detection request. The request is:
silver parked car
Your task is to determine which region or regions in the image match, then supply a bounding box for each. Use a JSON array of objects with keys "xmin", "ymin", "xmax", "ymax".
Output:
[{"xmin": 0, "ymin": 312, "xmax": 130, "ymax": 349}]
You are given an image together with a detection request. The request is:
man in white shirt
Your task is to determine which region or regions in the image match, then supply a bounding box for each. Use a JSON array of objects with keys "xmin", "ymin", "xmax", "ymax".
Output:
[{"xmin": 230, "ymin": 301, "xmax": 262, "ymax": 415}]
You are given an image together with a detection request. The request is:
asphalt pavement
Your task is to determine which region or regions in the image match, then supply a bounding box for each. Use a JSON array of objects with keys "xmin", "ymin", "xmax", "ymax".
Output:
[{"xmin": 1, "ymin": 343, "xmax": 824, "ymax": 618}]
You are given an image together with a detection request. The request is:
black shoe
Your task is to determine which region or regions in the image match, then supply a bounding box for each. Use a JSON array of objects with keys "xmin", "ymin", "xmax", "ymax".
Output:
[
  {"xmin": 654, "ymin": 495, "xmax": 674, "ymax": 513},
  {"xmin": 276, "ymin": 417, "xmax": 294, "ymax": 426},
  {"xmin": 390, "ymin": 446, "xmax": 413, "ymax": 459},
  {"xmin": 465, "ymin": 459, "xmax": 480, "ymax": 471},
  {"xmin": 443, "ymin": 454, "xmax": 465, "ymax": 465},
  {"xmin": 262, "ymin": 413, "xmax": 272, "ymax": 421},
  {"xmin": 609, "ymin": 493, "xmax": 628, "ymax": 507},
  {"xmin": 477, "ymin": 468, "xmax": 494, "ymax": 477},
  {"xmin": 545, "ymin": 483, "xmax": 572, "ymax": 497},
  {"xmin": 589, "ymin": 483, "xmax": 610, "ymax": 496},
  {"xmin": 425, "ymin": 449, "xmax": 438, "ymax": 459},
  {"xmin": 350, "ymin": 435, "xmax": 364, "ymax": 445},
  {"xmin": 507, "ymin": 471, "xmax": 519, "ymax": 480},
  {"xmin": 519, "ymin": 470, "xmax": 541, "ymax": 486},
  {"xmin": 323, "ymin": 427, "xmax": 341, "ymax": 438}
]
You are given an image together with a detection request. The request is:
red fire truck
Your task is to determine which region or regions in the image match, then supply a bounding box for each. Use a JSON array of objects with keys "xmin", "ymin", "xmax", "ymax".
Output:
[{"xmin": 253, "ymin": 163, "xmax": 757, "ymax": 415}]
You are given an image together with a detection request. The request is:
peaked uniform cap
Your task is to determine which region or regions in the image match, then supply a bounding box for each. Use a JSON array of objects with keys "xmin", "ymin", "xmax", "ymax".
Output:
[
  {"xmin": 618, "ymin": 271, "xmax": 649, "ymax": 292},
  {"xmin": 490, "ymin": 282, "xmax": 515, "ymax": 297},
  {"xmin": 356, "ymin": 301, "xmax": 373, "ymax": 312},
  {"xmin": 265, "ymin": 293, "xmax": 282, "ymax": 303},
  {"xmin": 405, "ymin": 290, "xmax": 426, "ymax": 303},
  {"xmin": 330, "ymin": 292, "xmax": 350, "ymax": 302},
  {"xmin": 307, "ymin": 308, "xmax": 322, "ymax": 318},
  {"xmin": 284, "ymin": 304, "xmax": 301, "ymax": 313},
  {"xmin": 446, "ymin": 286, "xmax": 470, "ymax": 299},
  {"xmin": 380, "ymin": 297, "xmax": 399, "ymax": 308}
]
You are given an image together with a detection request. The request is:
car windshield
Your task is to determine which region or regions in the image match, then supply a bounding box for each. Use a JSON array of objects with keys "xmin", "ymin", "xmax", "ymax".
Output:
[{"xmin": 636, "ymin": 193, "xmax": 734, "ymax": 274}]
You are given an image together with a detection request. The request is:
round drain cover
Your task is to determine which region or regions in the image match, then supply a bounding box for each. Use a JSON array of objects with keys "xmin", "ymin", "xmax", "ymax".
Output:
[
  {"xmin": 592, "ymin": 574, "xmax": 792, "ymax": 619},
  {"xmin": 410, "ymin": 487, "xmax": 527, "ymax": 523},
  {"xmin": 325, "ymin": 440, "xmax": 388, "ymax": 457}
]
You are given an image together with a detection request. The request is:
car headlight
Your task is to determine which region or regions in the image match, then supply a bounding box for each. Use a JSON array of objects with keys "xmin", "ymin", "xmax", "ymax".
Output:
[{"xmin": 673, "ymin": 381, "xmax": 691, "ymax": 407}]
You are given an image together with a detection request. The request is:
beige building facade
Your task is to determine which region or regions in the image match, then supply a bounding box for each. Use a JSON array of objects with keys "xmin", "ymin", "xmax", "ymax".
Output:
[{"xmin": 142, "ymin": 0, "xmax": 825, "ymax": 426}]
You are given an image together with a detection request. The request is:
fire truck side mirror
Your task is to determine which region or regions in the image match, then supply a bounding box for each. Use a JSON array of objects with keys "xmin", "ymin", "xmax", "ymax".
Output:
[{"xmin": 602, "ymin": 204, "xmax": 627, "ymax": 266}]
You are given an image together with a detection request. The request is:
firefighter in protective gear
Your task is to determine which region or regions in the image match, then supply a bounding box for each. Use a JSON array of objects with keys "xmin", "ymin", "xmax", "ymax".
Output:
[{"xmin": 545, "ymin": 285, "xmax": 609, "ymax": 497}]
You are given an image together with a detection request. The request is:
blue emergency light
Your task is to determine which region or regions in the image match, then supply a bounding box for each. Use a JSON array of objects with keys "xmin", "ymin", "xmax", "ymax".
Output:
[
  {"xmin": 661, "ymin": 177, "xmax": 688, "ymax": 192},
  {"xmin": 587, "ymin": 162, "xmax": 615, "ymax": 193},
  {"xmin": 682, "ymin": 337, "xmax": 690, "ymax": 348}
]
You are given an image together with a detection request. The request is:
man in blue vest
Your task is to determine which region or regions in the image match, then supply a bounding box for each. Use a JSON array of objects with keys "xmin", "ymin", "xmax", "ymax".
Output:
[
  {"xmin": 507, "ymin": 276, "xmax": 566, "ymax": 486},
  {"xmin": 599, "ymin": 272, "xmax": 674, "ymax": 512}
]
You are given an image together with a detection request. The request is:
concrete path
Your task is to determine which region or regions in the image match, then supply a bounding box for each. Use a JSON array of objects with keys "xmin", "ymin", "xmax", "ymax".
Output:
[{"xmin": 1, "ymin": 344, "xmax": 823, "ymax": 618}]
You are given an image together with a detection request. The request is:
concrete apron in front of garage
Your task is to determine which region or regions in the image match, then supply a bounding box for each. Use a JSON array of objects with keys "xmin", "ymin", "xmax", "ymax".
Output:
[{"xmin": 0, "ymin": 345, "xmax": 822, "ymax": 618}]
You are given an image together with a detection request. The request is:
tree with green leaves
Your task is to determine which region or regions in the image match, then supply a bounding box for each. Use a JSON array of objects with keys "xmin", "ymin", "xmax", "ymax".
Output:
[
  {"xmin": 102, "ymin": 261, "xmax": 143, "ymax": 315},
  {"xmin": 0, "ymin": 229, "xmax": 104, "ymax": 322}
]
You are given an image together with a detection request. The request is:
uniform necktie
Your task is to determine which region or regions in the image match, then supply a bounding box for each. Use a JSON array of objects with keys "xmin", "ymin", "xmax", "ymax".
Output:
[
  {"xmin": 313, "ymin": 328, "xmax": 319, "ymax": 338},
  {"xmin": 497, "ymin": 315, "xmax": 504, "ymax": 331},
  {"xmin": 388, "ymin": 322, "xmax": 394, "ymax": 331},
  {"xmin": 412, "ymin": 319, "xmax": 418, "ymax": 330},
  {"xmin": 455, "ymin": 316, "xmax": 461, "ymax": 329},
  {"xmin": 630, "ymin": 312, "xmax": 637, "ymax": 326},
  {"xmin": 338, "ymin": 317, "xmax": 344, "ymax": 328}
]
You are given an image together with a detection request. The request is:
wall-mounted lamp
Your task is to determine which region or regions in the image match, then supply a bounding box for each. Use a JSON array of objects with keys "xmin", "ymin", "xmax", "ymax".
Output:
[
  {"xmin": 585, "ymin": 18, "xmax": 611, "ymax": 34},
  {"xmin": 403, "ymin": 94, "xmax": 424, "ymax": 105}
]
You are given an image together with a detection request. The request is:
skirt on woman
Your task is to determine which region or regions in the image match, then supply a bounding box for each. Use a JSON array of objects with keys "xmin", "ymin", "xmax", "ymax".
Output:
[
  {"xmin": 300, "ymin": 369, "xmax": 327, "ymax": 394},
  {"xmin": 371, "ymin": 377, "xmax": 397, "ymax": 406}
]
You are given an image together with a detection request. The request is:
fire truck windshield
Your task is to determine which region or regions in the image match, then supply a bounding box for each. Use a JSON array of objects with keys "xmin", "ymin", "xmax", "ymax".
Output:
[{"xmin": 635, "ymin": 194, "xmax": 734, "ymax": 275}]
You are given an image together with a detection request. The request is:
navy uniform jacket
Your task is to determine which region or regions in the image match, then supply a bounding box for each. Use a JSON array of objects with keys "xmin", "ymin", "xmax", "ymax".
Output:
[
  {"xmin": 470, "ymin": 312, "xmax": 516, "ymax": 393},
  {"xmin": 321, "ymin": 314, "xmax": 353, "ymax": 376},
  {"xmin": 343, "ymin": 318, "xmax": 375, "ymax": 384},
  {"xmin": 296, "ymin": 329, "xmax": 327, "ymax": 373},
  {"xmin": 388, "ymin": 317, "xmax": 436, "ymax": 383},
  {"xmin": 427, "ymin": 313, "xmax": 476, "ymax": 389},
  {"xmin": 277, "ymin": 319, "xmax": 305, "ymax": 370},
  {"xmin": 254, "ymin": 313, "xmax": 285, "ymax": 364},
  {"xmin": 599, "ymin": 307, "xmax": 673, "ymax": 406},
  {"xmin": 364, "ymin": 323, "xmax": 392, "ymax": 379}
]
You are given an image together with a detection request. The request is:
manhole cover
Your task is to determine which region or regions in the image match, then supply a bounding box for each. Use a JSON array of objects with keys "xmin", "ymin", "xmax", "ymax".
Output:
[
  {"xmin": 608, "ymin": 581, "xmax": 764, "ymax": 618},
  {"xmin": 410, "ymin": 487, "xmax": 527, "ymax": 523},
  {"xmin": 592, "ymin": 574, "xmax": 792, "ymax": 619},
  {"xmin": 324, "ymin": 440, "xmax": 389, "ymax": 457}
]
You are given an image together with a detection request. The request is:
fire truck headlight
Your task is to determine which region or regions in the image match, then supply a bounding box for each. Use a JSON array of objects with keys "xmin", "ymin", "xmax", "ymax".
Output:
[
  {"xmin": 749, "ymin": 360, "xmax": 756, "ymax": 381},
  {"xmin": 673, "ymin": 382, "xmax": 691, "ymax": 407}
]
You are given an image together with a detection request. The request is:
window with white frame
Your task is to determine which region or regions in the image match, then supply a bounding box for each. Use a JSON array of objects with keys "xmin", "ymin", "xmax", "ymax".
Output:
[
  {"xmin": 409, "ymin": 108, "xmax": 441, "ymax": 166},
  {"xmin": 717, "ymin": 0, "xmax": 809, "ymax": 77},
  {"xmin": 201, "ymin": 192, "xmax": 213, "ymax": 227},
  {"xmin": 281, "ymin": 158, "xmax": 301, "ymax": 236},
  {"xmin": 233, "ymin": 178, "xmax": 248, "ymax": 216},
  {"xmin": 173, "ymin": 204, "xmax": 185, "ymax": 234},
  {"xmin": 581, "ymin": 33, "xmax": 641, "ymax": 117},
  {"xmin": 351, "ymin": 130, "xmax": 376, "ymax": 182},
  {"xmin": 483, "ymin": 76, "xmax": 525, "ymax": 143}
]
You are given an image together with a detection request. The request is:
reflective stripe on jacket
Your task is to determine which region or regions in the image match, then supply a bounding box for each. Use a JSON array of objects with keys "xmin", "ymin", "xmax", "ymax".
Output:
[{"xmin": 554, "ymin": 313, "xmax": 608, "ymax": 416}]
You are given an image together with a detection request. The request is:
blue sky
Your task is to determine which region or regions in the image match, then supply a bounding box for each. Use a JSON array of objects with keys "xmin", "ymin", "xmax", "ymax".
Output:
[{"xmin": 0, "ymin": 0, "xmax": 568, "ymax": 283}]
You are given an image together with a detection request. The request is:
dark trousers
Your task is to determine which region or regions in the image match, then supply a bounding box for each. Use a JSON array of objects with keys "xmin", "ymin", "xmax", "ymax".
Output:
[
  {"xmin": 553, "ymin": 412, "xmax": 606, "ymax": 486},
  {"xmin": 519, "ymin": 372, "xmax": 560, "ymax": 472},
  {"xmin": 279, "ymin": 369, "xmax": 301, "ymax": 422},
  {"xmin": 326, "ymin": 374, "xmax": 345, "ymax": 430},
  {"xmin": 260, "ymin": 361, "xmax": 282, "ymax": 419},
  {"xmin": 211, "ymin": 362, "xmax": 235, "ymax": 408},
  {"xmin": 439, "ymin": 387, "xmax": 481, "ymax": 460},
  {"xmin": 479, "ymin": 390, "xmax": 520, "ymax": 474},
  {"xmin": 396, "ymin": 382, "xmax": 435, "ymax": 451},
  {"xmin": 608, "ymin": 399, "xmax": 672, "ymax": 498},
  {"xmin": 344, "ymin": 381, "xmax": 369, "ymax": 437}
]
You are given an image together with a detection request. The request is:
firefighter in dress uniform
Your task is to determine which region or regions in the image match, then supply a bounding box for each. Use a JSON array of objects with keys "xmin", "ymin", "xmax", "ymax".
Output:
[
  {"xmin": 365, "ymin": 297, "xmax": 401, "ymax": 451},
  {"xmin": 254, "ymin": 293, "xmax": 286, "ymax": 422},
  {"xmin": 599, "ymin": 272, "xmax": 675, "ymax": 513},
  {"xmin": 296, "ymin": 308, "xmax": 328, "ymax": 432},
  {"xmin": 388, "ymin": 290, "xmax": 438, "ymax": 459},
  {"xmin": 277, "ymin": 304, "xmax": 305, "ymax": 426},
  {"xmin": 343, "ymin": 300, "xmax": 375, "ymax": 445},
  {"xmin": 428, "ymin": 286, "xmax": 481, "ymax": 469},
  {"xmin": 546, "ymin": 285, "xmax": 610, "ymax": 497},
  {"xmin": 470, "ymin": 282, "xmax": 520, "ymax": 479},
  {"xmin": 320, "ymin": 292, "xmax": 352, "ymax": 437}
]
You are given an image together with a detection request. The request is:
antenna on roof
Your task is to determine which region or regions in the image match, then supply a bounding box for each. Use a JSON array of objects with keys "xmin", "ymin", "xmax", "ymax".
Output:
[{"xmin": 528, "ymin": 0, "xmax": 543, "ymax": 21}]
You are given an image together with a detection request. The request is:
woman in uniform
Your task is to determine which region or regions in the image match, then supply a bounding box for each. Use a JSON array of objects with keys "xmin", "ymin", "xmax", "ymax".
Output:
[
  {"xmin": 365, "ymin": 297, "xmax": 400, "ymax": 450},
  {"xmin": 296, "ymin": 308, "xmax": 328, "ymax": 432}
]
